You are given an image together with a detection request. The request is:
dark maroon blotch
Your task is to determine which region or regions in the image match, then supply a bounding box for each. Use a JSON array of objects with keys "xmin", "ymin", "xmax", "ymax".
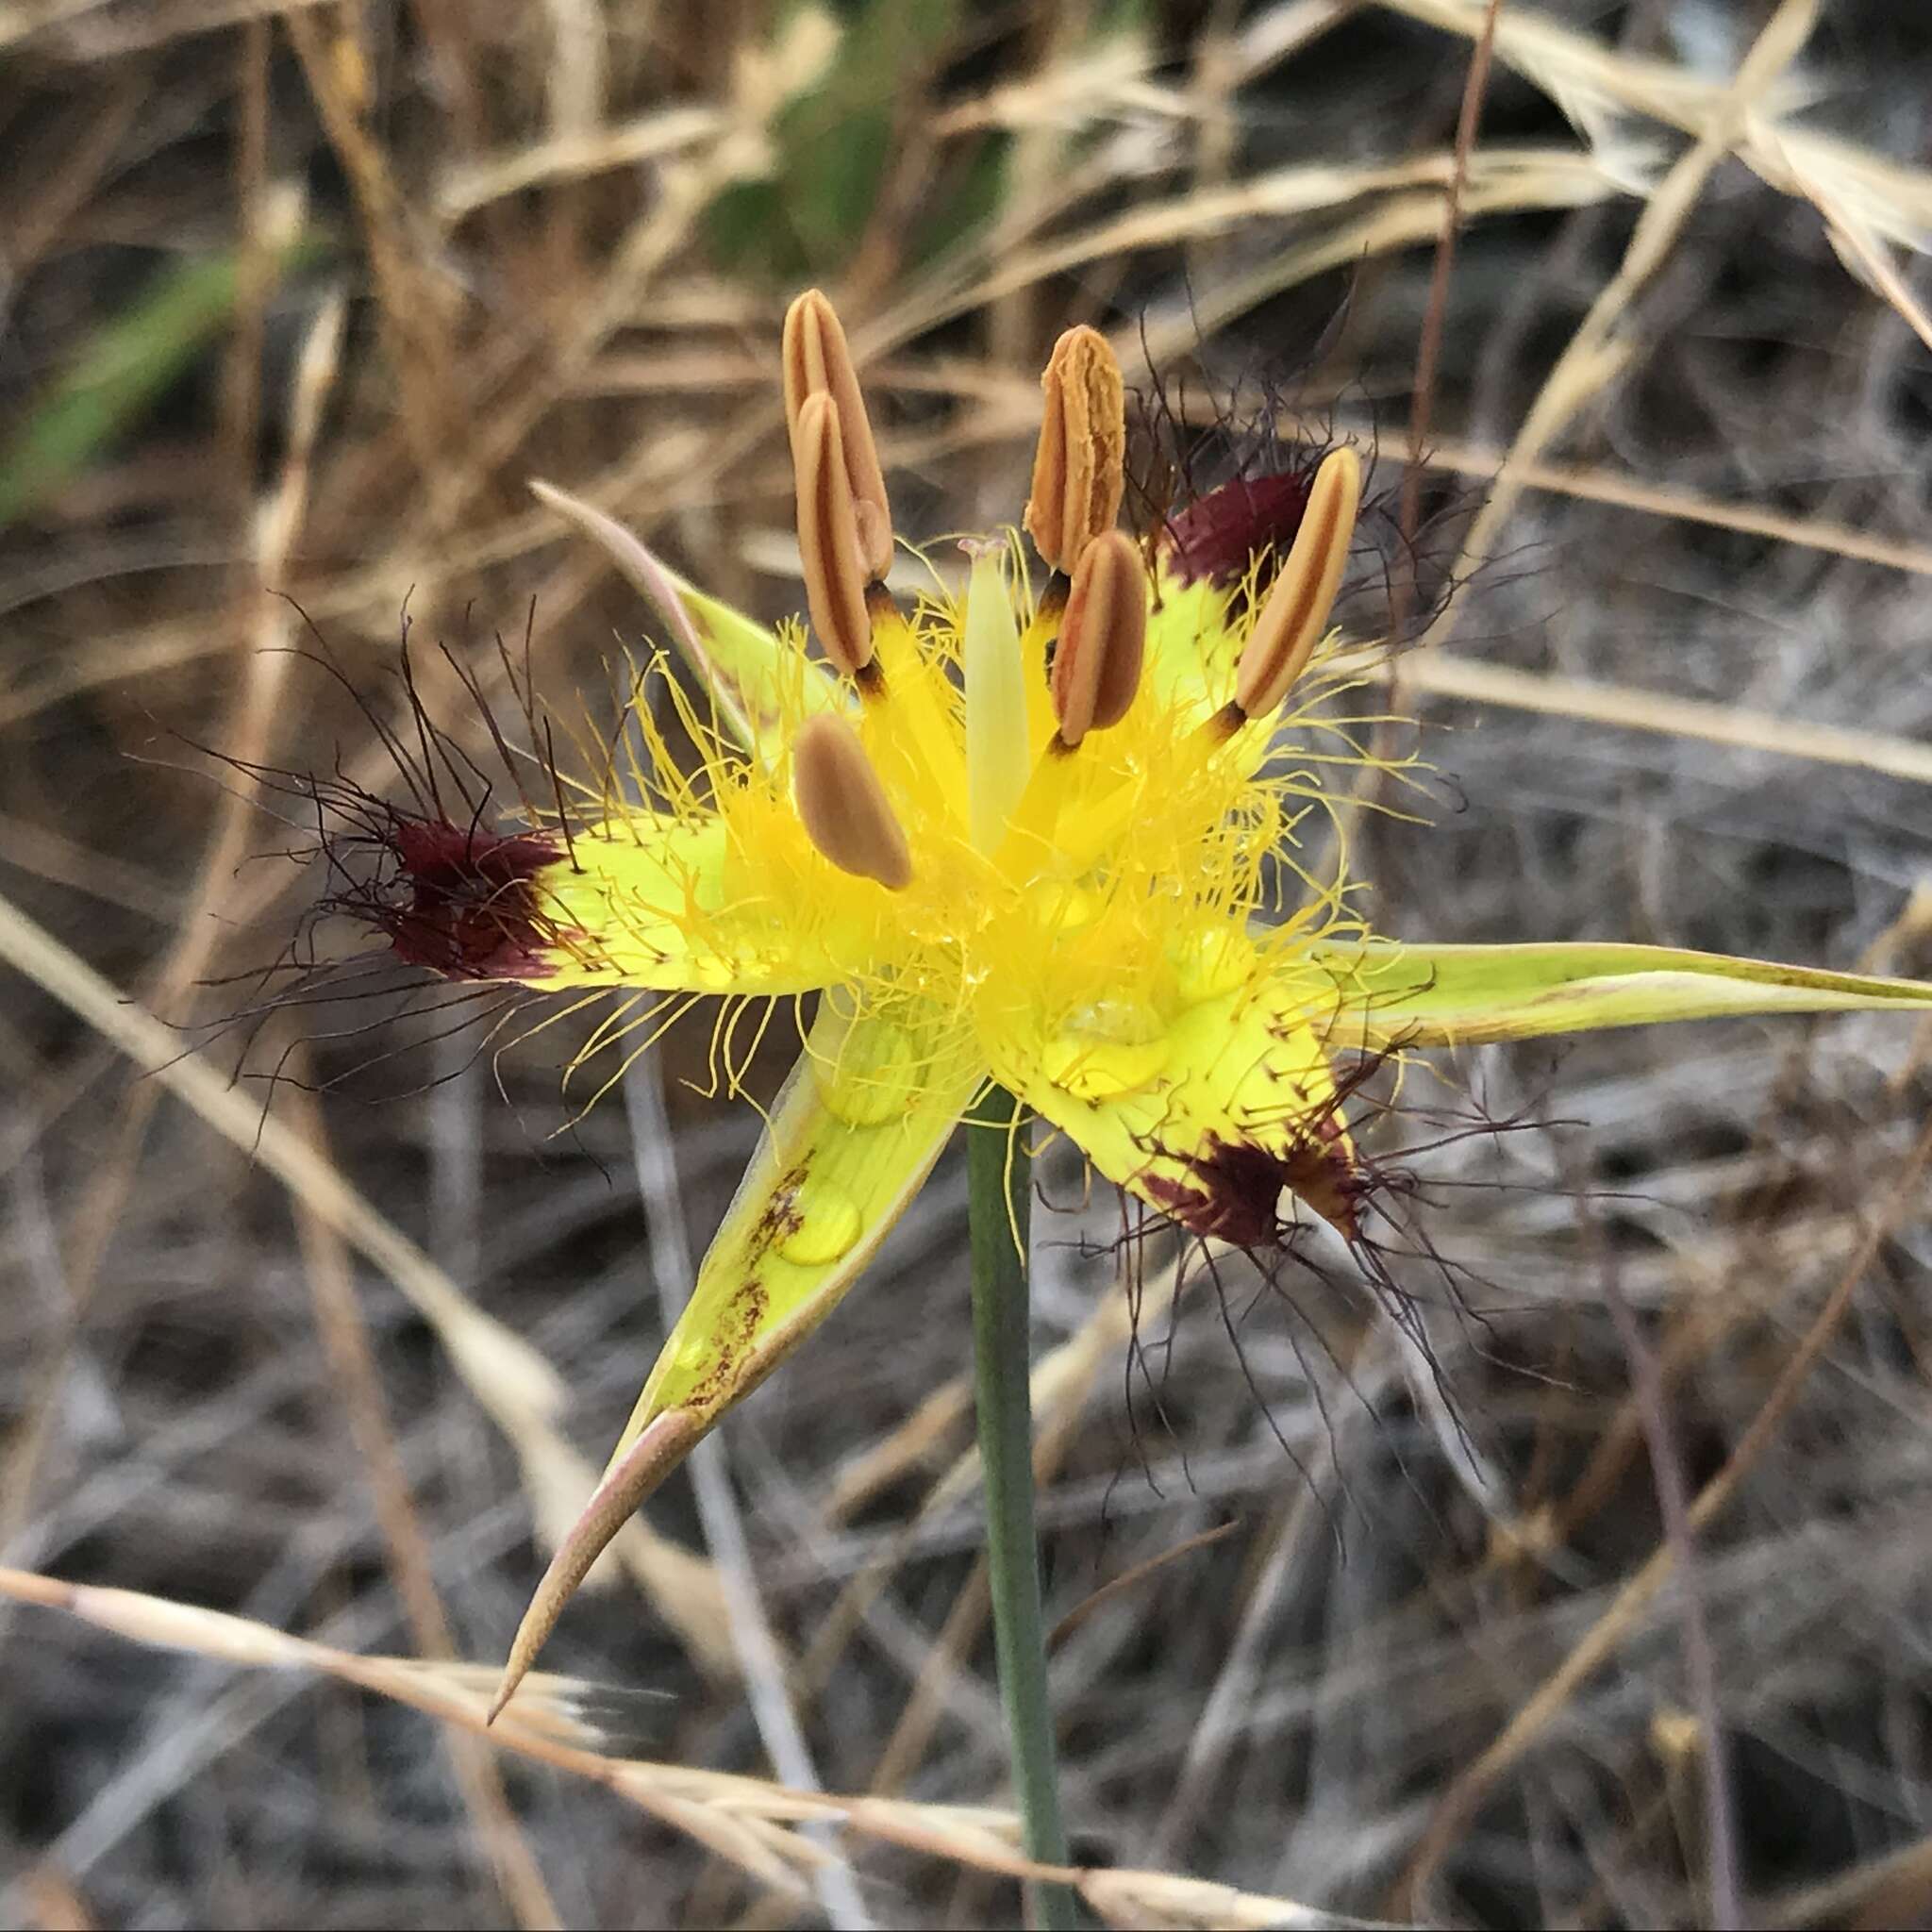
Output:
[
  {"xmin": 1142, "ymin": 1118, "xmax": 1360, "ymax": 1247},
  {"xmin": 380, "ymin": 818, "xmax": 563, "ymax": 980},
  {"xmin": 1162, "ymin": 468, "xmax": 1315, "ymax": 588}
]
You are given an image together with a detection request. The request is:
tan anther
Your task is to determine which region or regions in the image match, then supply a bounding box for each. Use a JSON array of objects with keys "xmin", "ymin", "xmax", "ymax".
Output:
[
  {"xmin": 793, "ymin": 391, "xmax": 875, "ymax": 678},
  {"xmin": 1233, "ymin": 446, "xmax": 1361, "ymax": 717},
  {"xmin": 783, "ymin": 289, "xmax": 893, "ymax": 580},
  {"xmin": 1024, "ymin": 325, "xmax": 1125, "ymax": 573},
  {"xmin": 792, "ymin": 712, "xmax": 913, "ymax": 891},
  {"xmin": 1051, "ymin": 531, "xmax": 1146, "ymax": 748}
]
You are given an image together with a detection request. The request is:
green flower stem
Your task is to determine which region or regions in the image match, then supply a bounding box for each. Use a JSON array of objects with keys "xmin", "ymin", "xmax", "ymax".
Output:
[{"xmin": 966, "ymin": 1084, "xmax": 1078, "ymax": 1930}]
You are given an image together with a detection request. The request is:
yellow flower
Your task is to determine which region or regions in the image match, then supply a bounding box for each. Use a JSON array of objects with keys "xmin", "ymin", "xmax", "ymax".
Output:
[{"xmin": 319, "ymin": 291, "xmax": 1932, "ymax": 1715}]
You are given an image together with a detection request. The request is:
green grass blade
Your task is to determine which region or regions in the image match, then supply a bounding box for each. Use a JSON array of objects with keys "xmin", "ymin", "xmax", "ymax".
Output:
[{"xmin": 0, "ymin": 236, "xmax": 313, "ymax": 530}]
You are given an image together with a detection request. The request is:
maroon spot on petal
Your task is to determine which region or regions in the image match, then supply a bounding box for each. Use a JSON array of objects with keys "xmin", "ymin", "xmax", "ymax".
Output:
[
  {"xmin": 380, "ymin": 818, "xmax": 566, "ymax": 980},
  {"xmin": 1162, "ymin": 468, "xmax": 1316, "ymax": 588},
  {"xmin": 1142, "ymin": 1116, "xmax": 1360, "ymax": 1247}
]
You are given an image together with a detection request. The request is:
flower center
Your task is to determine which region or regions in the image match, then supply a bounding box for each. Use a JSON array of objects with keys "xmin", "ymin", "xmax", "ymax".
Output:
[{"xmin": 773, "ymin": 291, "xmax": 1365, "ymax": 916}]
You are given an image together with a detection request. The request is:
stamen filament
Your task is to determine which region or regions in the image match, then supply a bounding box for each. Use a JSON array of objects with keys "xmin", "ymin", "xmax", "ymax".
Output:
[
  {"xmin": 1018, "ymin": 576, "xmax": 1066, "ymax": 757},
  {"xmin": 865, "ymin": 586, "xmax": 968, "ymax": 824},
  {"xmin": 992, "ymin": 741, "xmax": 1080, "ymax": 874}
]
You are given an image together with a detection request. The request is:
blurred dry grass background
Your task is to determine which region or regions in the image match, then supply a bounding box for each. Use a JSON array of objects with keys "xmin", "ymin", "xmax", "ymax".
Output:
[{"xmin": 5, "ymin": 0, "xmax": 1932, "ymax": 1925}]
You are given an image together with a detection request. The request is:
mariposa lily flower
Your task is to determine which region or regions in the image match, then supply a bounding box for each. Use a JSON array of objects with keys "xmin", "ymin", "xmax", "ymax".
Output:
[{"xmin": 319, "ymin": 291, "xmax": 1932, "ymax": 1717}]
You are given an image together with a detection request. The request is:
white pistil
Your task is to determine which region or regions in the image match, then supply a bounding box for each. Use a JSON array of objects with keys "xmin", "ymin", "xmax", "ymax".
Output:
[{"xmin": 961, "ymin": 541, "xmax": 1030, "ymax": 856}]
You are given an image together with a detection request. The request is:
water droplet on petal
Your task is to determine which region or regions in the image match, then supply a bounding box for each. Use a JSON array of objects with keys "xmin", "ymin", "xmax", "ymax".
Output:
[
  {"xmin": 1019, "ymin": 876, "xmax": 1107, "ymax": 940},
  {"xmin": 778, "ymin": 1176, "xmax": 861, "ymax": 1265},
  {"xmin": 812, "ymin": 1020, "xmax": 919, "ymax": 1124},
  {"xmin": 1043, "ymin": 999, "xmax": 1171, "ymax": 1100},
  {"xmin": 691, "ymin": 954, "xmax": 744, "ymax": 992},
  {"xmin": 1169, "ymin": 926, "xmax": 1254, "ymax": 1007}
]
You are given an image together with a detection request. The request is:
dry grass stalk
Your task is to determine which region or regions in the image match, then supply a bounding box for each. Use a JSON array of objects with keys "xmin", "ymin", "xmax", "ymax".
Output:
[
  {"xmin": 1397, "ymin": 1110, "xmax": 1932, "ymax": 1920},
  {"xmin": 0, "ymin": 1565, "xmax": 1381, "ymax": 1929},
  {"xmin": 0, "ymin": 885, "xmax": 738, "ymax": 1678},
  {"xmin": 1360, "ymin": 649, "xmax": 1932, "ymax": 787},
  {"xmin": 285, "ymin": 1071, "xmax": 562, "ymax": 1930},
  {"xmin": 1381, "ymin": 0, "xmax": 1932, "ymax": 253},
  {"xmin": 1427, "ymin": 0, "xmax": 1822, "ymax": 653},
  {"xmin": 282, "ymin": 8, "xmax": 465, "ymax": 520},
  {"xmin": 1416, "ymin": 437, "xmax": 1932, "ymax": 580},
  {"xmin": 437, "ymin": 105, "xmax": 729, "ymax": 221},
  {"xmin": 0, "ymin": 285, "xmax": 341, "ymax": 1555}
]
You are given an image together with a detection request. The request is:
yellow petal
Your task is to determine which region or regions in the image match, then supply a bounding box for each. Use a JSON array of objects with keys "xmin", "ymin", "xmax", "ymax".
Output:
[
  {"xmin": 979, "ymin": 942, "xmax": 1360, "ymax": 1244},
  {"xmin": 1309, "ymin": 939, "xmax": 1932, "ymax": 1048},
  {"xmin": 1141, "ymin": 570, "xmax": 1241, "ymax": 720},
  {"xmin": 492, "ymin": 991, "xmax": 983, "ymax": 1716},
  {"xmin": 536, "ymin": 816, "xmax": 851, "ymax": 994}
]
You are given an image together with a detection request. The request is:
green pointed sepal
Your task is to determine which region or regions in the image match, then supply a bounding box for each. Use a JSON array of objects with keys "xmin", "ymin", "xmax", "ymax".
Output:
[
  {"xmin": 491, "ymin": 992, "xmax": 983, "ymax": 1718},
  {"xmin": 1309, "ymin": 938, "xmax": 1932, "ymax": 1048},
  {"xmin": 530, "ymin": 478, "xmax": 841, "ymax": 760}
]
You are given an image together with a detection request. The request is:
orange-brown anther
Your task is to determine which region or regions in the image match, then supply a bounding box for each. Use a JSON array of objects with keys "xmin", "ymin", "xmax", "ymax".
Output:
[
  {"xmin": 1051, "ymin": 530, "xmax": 1146, "ymax": 747},
  {"xmin": 782, "ymin": 289, "xmax": 893, "ymax": 580},
  {"xmin": 793, "ymin": 391, "xmax": 875, "ymax": 677},
  {"xmin": 1233, "ymin": 446, "xmax": 1361, "ymax": 718},
  {"xmin": 1024, "ymin": 325, "xmax": 1125, "ymax": 574},
  {"xmin": 791, "ymin": 712, "xmax": 913, "ymax": 891}
]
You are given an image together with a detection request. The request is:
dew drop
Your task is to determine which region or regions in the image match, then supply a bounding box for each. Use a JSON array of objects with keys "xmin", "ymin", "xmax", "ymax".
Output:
[
  {"xmin": 1169, "ymin": 926, "xmax": 1254, "ymax": 1007},
  {"xmin": 778, "ymin": 1177, "xmax": 862, "ymax": 1265},
  {"xmin": 1029, "ymin": 878, "xmax": 1106, "ymax": 934},
  {"xmin": 1042, "ymin": 998, "xmax": 1172, "ymax": 1100},
  {"xmin": 690, "ymin": 954, "xmax": 742, "ymax": 992},
  {"xmin": 812, "ymin": 1020, "xmax": 920, "ymax": 1124}
]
